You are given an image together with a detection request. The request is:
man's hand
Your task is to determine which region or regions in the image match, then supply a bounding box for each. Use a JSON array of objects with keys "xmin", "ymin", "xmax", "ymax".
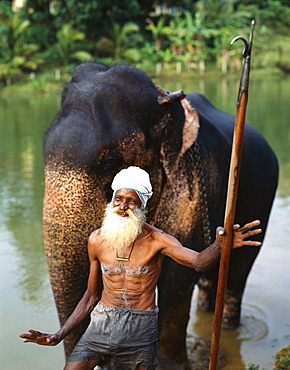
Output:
[
  {"xmin": 216, "ymin": 220, "xmax": 262, "ymax": 249},
  {"xmin": 19, "ymin": 329, "xmax": 61, "ymax": 346}
]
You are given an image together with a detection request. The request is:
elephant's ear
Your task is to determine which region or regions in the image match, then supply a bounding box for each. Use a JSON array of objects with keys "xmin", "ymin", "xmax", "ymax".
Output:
[
  {"xmin": 180, "ymin": 99, "xmax": 200, "ymax": 157},
  {"xmin": 156, "ymin": 87, "xmax": 185, "ymax": 180},
  {"xmin": 157, "ymin": 88, "xmax": 200, "ymax": 180}
]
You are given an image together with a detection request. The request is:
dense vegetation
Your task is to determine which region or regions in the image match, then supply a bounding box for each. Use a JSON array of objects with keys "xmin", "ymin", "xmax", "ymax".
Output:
[{"xmin": 0, "ymin": 0, "xmax": 290, "ymax": 87}]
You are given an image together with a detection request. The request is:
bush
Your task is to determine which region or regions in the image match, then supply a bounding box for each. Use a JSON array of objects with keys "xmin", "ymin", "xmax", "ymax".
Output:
[{"xmin": 273, "ymin": 345, "xmax": 290, "ymax": 369}]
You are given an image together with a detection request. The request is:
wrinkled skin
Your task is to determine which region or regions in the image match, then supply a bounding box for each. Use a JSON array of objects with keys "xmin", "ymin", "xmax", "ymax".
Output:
[{"xmin": 43, "ymin": 63, "xmax": 278, "ymax": 369}]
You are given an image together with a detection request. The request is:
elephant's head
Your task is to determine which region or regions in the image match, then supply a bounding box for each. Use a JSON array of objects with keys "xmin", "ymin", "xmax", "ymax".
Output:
[{"xmin": 43, "ymin": 63, "xmax": 200, "ymax": 357}]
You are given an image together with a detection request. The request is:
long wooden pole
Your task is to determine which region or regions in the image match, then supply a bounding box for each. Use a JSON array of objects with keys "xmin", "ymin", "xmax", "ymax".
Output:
[{"xmin": 208, "ymin": 20, "xmax": 255, "ymax": 370}]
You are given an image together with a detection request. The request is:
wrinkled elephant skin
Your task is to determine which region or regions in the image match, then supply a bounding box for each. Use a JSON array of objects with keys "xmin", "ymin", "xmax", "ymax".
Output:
[{"xmin": 43, "ymin": 63, "xmax": 278, "ymax": 368}]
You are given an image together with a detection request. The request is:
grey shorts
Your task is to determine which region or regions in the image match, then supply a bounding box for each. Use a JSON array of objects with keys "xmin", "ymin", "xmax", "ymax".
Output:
[{"xmin": 68, "ymin": 304, "xmax": 159, "ymax": 369}]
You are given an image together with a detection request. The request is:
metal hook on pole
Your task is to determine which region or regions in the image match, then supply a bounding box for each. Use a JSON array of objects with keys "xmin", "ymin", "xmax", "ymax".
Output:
[
  {"xmin": 208, "ymin": 20, "xmax": 255, "ymax": 370},
  {"xmin": 231, "ymin": 20, "xmax": 255, "ymax": 108}
]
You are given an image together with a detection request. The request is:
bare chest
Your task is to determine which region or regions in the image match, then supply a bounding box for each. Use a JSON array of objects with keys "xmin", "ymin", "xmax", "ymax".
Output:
[{"xmin": 101, "ymin": 262, "xmax": 149, "ymax": 277}]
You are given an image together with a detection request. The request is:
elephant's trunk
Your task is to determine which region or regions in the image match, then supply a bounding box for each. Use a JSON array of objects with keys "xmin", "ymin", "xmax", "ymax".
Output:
[{"xmin": 43, "ymin": 167, "xmax": 104, "ymax": 358}]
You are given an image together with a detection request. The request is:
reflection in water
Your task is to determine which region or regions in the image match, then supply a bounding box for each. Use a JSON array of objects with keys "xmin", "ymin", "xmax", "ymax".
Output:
[
  {"xmin": 237, "ymin": 304, "xmax": 268, "ymax": 342},
  {"xmin": 0, "ymin": 93, "xmax": 59, "ymax": 308},
  {"xmin": 0, "ymin": 76, "xmax": 290, "ymax": 369}
]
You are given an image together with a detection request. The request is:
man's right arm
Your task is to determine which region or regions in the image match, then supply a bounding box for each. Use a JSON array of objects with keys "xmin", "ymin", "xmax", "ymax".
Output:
[
  {"xmin": 55, "ymin": 257, "xmax": 102, "ymax": 343},
  {"xmin": 19, "ymin": 233, "xmax": 103, "ymax": 346}
]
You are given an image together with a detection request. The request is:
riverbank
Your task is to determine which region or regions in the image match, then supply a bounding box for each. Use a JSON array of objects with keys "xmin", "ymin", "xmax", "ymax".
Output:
[{"xmin": 0, "ymin": 64, "xmax": 286, "ymax": 96}]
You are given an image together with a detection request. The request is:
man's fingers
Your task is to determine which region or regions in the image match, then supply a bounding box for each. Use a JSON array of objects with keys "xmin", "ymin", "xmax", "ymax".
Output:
[
  {"xmin": 243, "ymin": 240, "xmax": 262, "ymax": 247},
  {"xmin": 233, "ymin": 220, "xmax": 261, "ymax": 235},
  {"xmin": 245, "ymin": 228, "xmax": 262, "ymax": 237},
  {"xmin": 19, "ymin": 332, "xmax": 34, "ymax": 340},
  {"xmin": 28, "ymin": 329, "xmax": 42, "ymax": 335},
  {"xmin": 238, "ymin": 220, "xmax": 261, "ymax": 232},
  {"xmin": 19, "ymin": 329, "xmax": 53, "ymax": 345}
]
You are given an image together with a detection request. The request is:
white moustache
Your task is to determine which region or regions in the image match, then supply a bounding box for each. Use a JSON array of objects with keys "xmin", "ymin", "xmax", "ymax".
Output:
[{"xmin": 112, "ymin": 206, "xmax": 139, "ymax": 221}]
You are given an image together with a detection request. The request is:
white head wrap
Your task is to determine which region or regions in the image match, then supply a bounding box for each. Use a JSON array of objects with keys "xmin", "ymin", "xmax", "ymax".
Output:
[{"xmin": 111, "ymin": 166, "xmax": 153, "ymax": 208}]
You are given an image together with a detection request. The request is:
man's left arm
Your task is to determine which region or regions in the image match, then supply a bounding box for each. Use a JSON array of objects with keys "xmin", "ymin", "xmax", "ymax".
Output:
[{"xmin": 160, "ymin": 220, "xmax": 262, "ymax": 273}]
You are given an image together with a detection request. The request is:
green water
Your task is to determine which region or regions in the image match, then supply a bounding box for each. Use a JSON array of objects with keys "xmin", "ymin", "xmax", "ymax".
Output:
[{"xmin": 0, "ymin": 74, "xmax": 289, "ymax": 370}]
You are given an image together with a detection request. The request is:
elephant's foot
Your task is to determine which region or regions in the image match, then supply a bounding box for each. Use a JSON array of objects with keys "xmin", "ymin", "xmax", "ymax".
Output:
[
  {"xmin": 222, "ymin": 294, "xmax": 241, "ymax": 329},
  {"xmin": 197, "ymin": 278, "xmax": 242, "ymax": 329},
  {"xmin": 157, "ymin": 357, "xmax": 191, "ymax": 370},
  {"xmin": 197, "ymin": 276, "xmax": 216, "ymax": 312}
]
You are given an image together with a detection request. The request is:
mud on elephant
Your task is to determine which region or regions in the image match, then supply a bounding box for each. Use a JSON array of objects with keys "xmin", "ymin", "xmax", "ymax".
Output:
[{"xmin": 43, "ymin": 63, "xmax": 278, "ymax": 369}]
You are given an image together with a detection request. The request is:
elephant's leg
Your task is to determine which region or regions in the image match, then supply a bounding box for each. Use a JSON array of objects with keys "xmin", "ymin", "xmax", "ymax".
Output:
[
  {"xmin": 197, "ymin": 273, "xmax": 242, "ymax": 329},
  {"xmin": 197, "ymin": 245, "xmax": 261, "ymax": 329},
  {"xmin": 197, "ymin": 275, "xmax": 216, "ymax": 312},
  {"xmin": 157, "ymin": 259, "xmax": 198, "ymax": 370},
  {"xmin": 222, "ymin": 245, "xmax": 260, "ymax": 329},
  {"xmin": 222, "ymin": 291, "xmax": 242, "ymax": 329},
  {"xmin": 157, "ymin": 302, "xmax": 192, "ymax": 370}
]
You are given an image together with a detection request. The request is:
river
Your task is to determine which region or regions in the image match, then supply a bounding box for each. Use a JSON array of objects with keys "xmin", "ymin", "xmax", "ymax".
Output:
[{"xmin": 0, "ymin": 71, "xmax": 289, "ymax": 370}]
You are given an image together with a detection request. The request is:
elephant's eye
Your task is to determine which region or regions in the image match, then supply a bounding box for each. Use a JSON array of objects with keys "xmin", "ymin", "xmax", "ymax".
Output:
[{"xmin": 98, "ymin": 152, "xmax": 125, "ymax": 174}]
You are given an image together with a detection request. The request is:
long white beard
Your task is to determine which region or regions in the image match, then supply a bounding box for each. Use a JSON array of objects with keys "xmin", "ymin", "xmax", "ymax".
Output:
[{"xmin": 101, "ymin": 203, "xmax": 147, "ymax": 254}]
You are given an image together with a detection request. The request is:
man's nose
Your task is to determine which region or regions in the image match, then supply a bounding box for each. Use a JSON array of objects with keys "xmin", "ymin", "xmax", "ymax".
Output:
[{"xmin": 119, "ymin": 201, "xmax": 128, "ymax": 210}]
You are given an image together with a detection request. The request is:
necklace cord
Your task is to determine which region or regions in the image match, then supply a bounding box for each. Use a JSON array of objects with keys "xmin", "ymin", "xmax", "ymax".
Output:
[{"xmin": 116, "ymin": 240, "xmax": 136, "ymax": 261}]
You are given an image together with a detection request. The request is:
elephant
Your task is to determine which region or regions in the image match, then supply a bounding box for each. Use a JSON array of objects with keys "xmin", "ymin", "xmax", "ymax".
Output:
[{"xmin": 43, "ymin": 62, "xmax": 278, "ymax": 369}]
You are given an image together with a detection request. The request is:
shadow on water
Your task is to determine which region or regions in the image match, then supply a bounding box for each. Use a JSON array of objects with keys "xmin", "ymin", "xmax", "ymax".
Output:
[{"xmin": 0, "ymin": 74, "xmax": 290, "ymax": 369}]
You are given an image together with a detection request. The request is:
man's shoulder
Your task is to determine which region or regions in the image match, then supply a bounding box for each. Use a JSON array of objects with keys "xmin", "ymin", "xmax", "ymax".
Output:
[
  {"xmin": 142, "ymin": 223, "xmax": 169, "ymax": 242},
  {"xmin": 142, "ymin": 223, "xmax": 181, "ymax": 251},
  {"xmin": 88, "ymin": 228, "xmax": 102, "ymax": 245},
  {"xmin": 90, "ymin": 228, "xmax": 101, "ymax": 238}
]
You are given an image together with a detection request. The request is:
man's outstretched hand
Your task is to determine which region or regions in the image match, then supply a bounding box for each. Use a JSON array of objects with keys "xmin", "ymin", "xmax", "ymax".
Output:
[
  {"xmin": 216, "ymin": 219, "xmax": 262, "ymax": 249},
  {"xmin": 19, "ymin": 329, "xmax": 61, "ymax": 346}
]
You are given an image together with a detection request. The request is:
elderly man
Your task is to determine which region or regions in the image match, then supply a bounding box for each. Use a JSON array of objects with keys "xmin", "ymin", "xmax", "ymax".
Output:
[{"xmin": 20, "ymin": 166, "xmax": 262, "ymax": 370}]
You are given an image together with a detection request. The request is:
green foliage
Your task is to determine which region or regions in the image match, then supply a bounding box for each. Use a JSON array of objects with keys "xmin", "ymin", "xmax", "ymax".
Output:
[
  {"xmin": 111, "ymin": 21, "xmax": 141, "ymax": 61},
  {"xmin": 95, "ymin": 20, "xmax": 142, "ymax": 63},
  {"xmin": 24, "ymin": 15, "xmax": 55, "ymax": 50},
  {"xmin": 53, "ymin": 0, "xmax": 153, "ymax": 40},
  {"xmin": 5, "ymin": 12, "xmax": 30, "ymax": 59},
  {"xmin": 144, "ymin": 2, "xmax": 251, "ymax": 73},
  {"xmin": 247, "ymin": 363, "xmax": 262, "ymax": 370},
  {"xmin": 0, "ymin": 8, "xmax": 44, "ymax": 85},
  {"xmin": 21, "ymin": 0, "xmax": 55, "ymax": 50},
  {"xmin": 273, "ymin": 345, "xmax": 290, "ymax": 369},
  {"xmin": 53, "ymin": 24, "xmax": 92, "ymax": 66},
  {"xmin": 1, "ymin": 0, "xmax": 290, "ymax": 86}
]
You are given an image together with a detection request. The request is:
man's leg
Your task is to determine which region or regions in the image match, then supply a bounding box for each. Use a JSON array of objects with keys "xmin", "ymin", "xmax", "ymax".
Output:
[{"xmin": 64, "ymin": 360, "xmax": 100, "ymax": 370}]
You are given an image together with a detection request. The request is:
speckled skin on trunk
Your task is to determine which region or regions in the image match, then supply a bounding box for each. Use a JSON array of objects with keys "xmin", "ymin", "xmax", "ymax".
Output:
[{"xmin": 43, "ymin": 63, "xmax": 278, "ymax": 369}]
